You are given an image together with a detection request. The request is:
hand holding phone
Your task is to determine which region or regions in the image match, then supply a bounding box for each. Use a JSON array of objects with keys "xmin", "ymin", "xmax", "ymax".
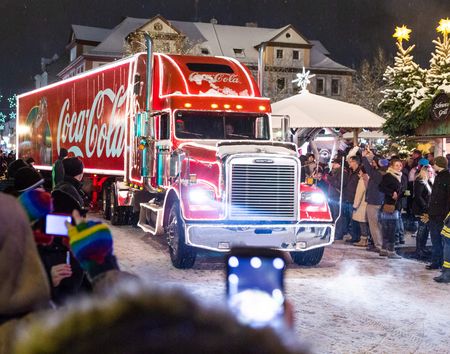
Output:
[{"xmin": 226, "ymin": 248, "xmax": 286, "ymax": 329}]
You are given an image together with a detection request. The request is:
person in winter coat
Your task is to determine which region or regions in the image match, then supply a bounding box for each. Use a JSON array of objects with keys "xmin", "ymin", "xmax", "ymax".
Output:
[
  {"xmin": 378, "ymin": 158, "xmax": 404, "ymax": 259},
  {"xmin": 352, "ymin": 167, "xmax": 369, "ymax": 247},
  {"xmin": 436, "ymin": 212, "xmax": 450, "ymax": 283},
  {"xmin": 52, "ymin": 157, "xmax": 88, "ymax": 215},
  {"xmin": 51, "ymin": 148, "xmax": 68, "ymax": 188},
  {"xmin": 0, "ymin": 193, "xmax": 51, "ymax": 354},
  {"xmin": 18, "ymin": 189, "xmax": 91, "ymax": 305},
  {"xmin": 327, "ymin": 157, "xmax": 345, "ymax": 239},
  {"xmin": 0, "ymin": 195, "xmax": 126, "ymax": 354},
  {"xmin": 361, "ymin": 150, "xmax": 388, "ymax": 252},
  {"xmin": 1, "ymin": 158, "xmax": 29, "ymax": 195},
  {"xmin": 412, "ymin": 164, "xmax": 432, "ymax": 260},
  {"xmin": 342, "ymin": 156, "xmax": 361, "ymax": 243},
  {"xmin": 425, "ymin": 156, "xmax": 450, "ymax": 270}
]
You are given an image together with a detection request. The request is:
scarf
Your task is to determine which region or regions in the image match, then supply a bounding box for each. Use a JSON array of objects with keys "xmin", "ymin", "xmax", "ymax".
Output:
[{"xmin": 387, "ymin": 167, "xmax": 402, "ymax": 183}]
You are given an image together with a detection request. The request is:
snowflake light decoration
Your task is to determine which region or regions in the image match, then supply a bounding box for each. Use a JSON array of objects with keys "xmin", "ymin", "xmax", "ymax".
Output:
[{"xmin": 292, "ymin": 67, "xmax": 315, "ymax": 92}]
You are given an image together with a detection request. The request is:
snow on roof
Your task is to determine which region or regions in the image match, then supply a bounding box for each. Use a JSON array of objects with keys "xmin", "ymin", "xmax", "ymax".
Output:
[
  {"xmin": 272, "ymin": 90, "xmax": 384, "ymax": 128},
  {"xmin": 83, "ymin": 16, "xmax": 352, "ymax": 72},
  {"xmin": 171, "ymin": 20, "xmax": 287, "ymax": 63},
  {"xmin": 89, "ymin": 17, "xmax": 148, "ymax": 56},
  {"xmin": 310, "ymin": 42, "xmax": 353, "ymax": 72},
  {"xmin": 71, "ymin": 24, "xmax": 111, "ymax": 43}
]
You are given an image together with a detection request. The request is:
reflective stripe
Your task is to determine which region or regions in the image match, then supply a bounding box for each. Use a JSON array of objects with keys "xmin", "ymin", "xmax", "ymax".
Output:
[
  {"xmin": 442, "ymin": 228, "xmax": 450, "ymax": 239},
  {"xmin": 443, "ymin": 261, "xmax": 450, "ymax": 269}
]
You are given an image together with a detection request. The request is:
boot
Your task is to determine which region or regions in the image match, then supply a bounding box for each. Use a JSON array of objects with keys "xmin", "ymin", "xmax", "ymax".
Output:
[
  {"xmin": 433, "ymin": 268, "xmax": 450, "ymax": 283},
  {"xmin": 387, "ymin": 251, "xmax": 402, "ymax": 259},
  {"xmin": 353, "ymin": 236, "xmax": 368, "ymax": 247},
  {"xmin": 379, "ymin": 249, "xmax": 388, "ymax": 257}
]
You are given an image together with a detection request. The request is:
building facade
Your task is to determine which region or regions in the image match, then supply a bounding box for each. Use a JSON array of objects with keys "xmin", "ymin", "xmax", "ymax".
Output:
[{"xmin": 40, "ymin": 15, "xmax": 354, "ymax": 102}]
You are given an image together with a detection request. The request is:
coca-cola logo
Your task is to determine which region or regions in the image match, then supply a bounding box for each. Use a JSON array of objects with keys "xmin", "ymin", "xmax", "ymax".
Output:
[
  {"xmin": 188, "ymin": 72, "xmax": 240, "ymax": 85},
  {"xmin": 57, "ymin": 86, "xmax": 127, "ymax": 159},
  {"xmin": 430, "ymin": 92, "xmax": 450, "ymax": 121}
]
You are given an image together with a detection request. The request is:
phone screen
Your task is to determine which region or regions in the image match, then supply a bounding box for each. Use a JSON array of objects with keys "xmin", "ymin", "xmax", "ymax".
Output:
[
  {"xmin": 226, "ymin": 251, "xmax": 285, "ymax": 328},
  {"xmin": 45, "ymin": 214, "xmax": 72, "ymax": 236}
]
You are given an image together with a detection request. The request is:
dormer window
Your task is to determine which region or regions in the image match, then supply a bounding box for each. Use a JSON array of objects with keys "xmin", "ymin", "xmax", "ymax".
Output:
[
  {"xmin": 70, "ymin": 46, "xmax": 77, "ymax": 62},
  {"xmin": 201, "ymin": 48, "xmax": 210, "ymax": 55},
  {"xmin": 233, "ymin": 48, "xmax": 245, "ymax": 58}
]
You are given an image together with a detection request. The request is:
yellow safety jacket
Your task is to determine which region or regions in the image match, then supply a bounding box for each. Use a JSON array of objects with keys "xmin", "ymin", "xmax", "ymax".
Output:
[{"xmin": 441, "ymin": 212, "xmax": 450, "ymax": 269}]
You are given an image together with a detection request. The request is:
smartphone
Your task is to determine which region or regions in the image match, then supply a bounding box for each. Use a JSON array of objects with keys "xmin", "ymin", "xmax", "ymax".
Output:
[
  {"xmin": 44, "ymin": 213, "xmax": 72, "ymax": 236},
  {"xmin": 226, "ymin": 248, "xmax": 286, "ymax": 329}
]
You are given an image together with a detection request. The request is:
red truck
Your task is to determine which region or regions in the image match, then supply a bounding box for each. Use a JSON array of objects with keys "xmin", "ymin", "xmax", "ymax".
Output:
[{"xmin": 17, "ymin": 40, "xmax": 334, "ymax": 268}]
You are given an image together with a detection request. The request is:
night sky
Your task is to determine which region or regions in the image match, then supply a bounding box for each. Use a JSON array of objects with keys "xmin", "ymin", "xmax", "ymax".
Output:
[{"xmin": 1, "ymin": 0, "xmax": 449, "ymax": 99}]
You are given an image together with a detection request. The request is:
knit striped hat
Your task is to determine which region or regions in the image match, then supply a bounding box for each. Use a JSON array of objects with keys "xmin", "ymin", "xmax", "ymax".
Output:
[
  {"xmin": 18, "ymin": 189, "xmax": 53, "ymax": 223},
  {"xmin": 68, "ymin": 221, "xmax": 113, "ymax": 272}
]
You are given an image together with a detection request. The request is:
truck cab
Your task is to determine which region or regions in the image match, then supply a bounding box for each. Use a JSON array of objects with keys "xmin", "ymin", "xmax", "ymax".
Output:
[{"xmin": 128, "ymin": 53, "xmax": 334, "ymax": 268}]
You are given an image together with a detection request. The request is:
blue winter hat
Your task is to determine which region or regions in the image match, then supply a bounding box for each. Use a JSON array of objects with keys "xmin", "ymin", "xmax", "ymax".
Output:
[
  {"xmin": 418, "ymin": 158, "xmax": 429, "ymax": 167},
  {"xmin": 378, "ymin": 159, "xmax": 389, "ymax": 168}
]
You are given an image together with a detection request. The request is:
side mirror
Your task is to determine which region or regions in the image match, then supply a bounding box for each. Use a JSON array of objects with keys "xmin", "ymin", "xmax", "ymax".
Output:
[{"xmin": 255, "ymin": 117, "xmax": 265, "ymax": 139}]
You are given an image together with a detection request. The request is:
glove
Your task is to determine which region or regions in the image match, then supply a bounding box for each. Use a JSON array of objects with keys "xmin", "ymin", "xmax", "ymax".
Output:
[
  {"xmin": 420, "ymin": 213, "xmax": 429, "ymax": 224},
  {"xmin": 67, "ymin": 219, "xmax": 116, "ymax": 278}
]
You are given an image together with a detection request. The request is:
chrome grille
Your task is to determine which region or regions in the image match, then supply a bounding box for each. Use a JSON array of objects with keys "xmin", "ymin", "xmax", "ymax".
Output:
[{"xmin": 229, "ymin": 160, "xmax": 297, "ymax": 220}]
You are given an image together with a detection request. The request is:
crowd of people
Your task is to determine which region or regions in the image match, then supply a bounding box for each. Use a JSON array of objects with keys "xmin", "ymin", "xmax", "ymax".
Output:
[
  {"xmin": 301, "ymin": 145, "xmax": 450, "ymax": 283},
  {"xmin": 0, "ymin": 151, "xmax": 306, "ymax": 354}
]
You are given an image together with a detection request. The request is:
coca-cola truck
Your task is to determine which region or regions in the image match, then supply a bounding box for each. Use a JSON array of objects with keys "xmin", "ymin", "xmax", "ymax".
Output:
[{"xmin": 17, "ymin": 40, "xmax": 335, "ymax": 268}]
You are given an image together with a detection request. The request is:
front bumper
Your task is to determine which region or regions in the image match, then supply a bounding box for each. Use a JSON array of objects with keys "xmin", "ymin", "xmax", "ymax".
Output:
[{"xmin": 185, "ymin": 222, "xmax": 335, "ymax": 252}]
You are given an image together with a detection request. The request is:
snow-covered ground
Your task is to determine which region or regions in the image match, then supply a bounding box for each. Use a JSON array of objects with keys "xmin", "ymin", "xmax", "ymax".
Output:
[{"xmin": 106, "ymin": 217, "xmax": 449, "ymax": 354}]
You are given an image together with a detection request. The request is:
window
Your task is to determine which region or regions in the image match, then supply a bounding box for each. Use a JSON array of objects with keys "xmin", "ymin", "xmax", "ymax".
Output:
[
  {"xmin": 186, "ymin": 63, "xmax": 234, "ymax": 73},
  {"xmin": 160, "ymin": 113, "xmax": 170, "ymax": 140},
  {"xmin": 233, "ymin": 48, "xmax": 245, "ymax": 58},
  {"xmin": 277, "ymin": 78, "xmax": 285, "ymax": 91},
  {"xmin": 285, "ymin": 32, "xmax": 291, "ymax": 38},
  {"xmin": 316, "ymin": 77, "xmax": 325, "ymax": 94},
  {"xmin": 276, "ymin": 49, "xmax": 283, "ymax": 59},
  {"xmin": 70, "ymin": 46, "xmax": 77, "ymax": 62},
  {"xmin": 293, "ymin": 50, "xmax": 299, "ymax": 60},
  {"xmin": 200, "ymin": 47, "xmax": 209, "ymax": 55},
  {"xmin": 174, "ymin": 111, "xmax": 270, "ymax": 140},
  {"xmin": 331, "ymin": 78, "xmax": 341, "ymax": 96}
]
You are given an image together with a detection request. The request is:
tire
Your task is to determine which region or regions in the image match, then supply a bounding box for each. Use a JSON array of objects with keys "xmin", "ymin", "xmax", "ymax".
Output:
[
  {"xmin": 291, "ymin": 247, "xmax": 324, "ymax": 266},
  {"xmin": 102, "ymin": 183, "xmax": 111, "ymax": 220},
  {"xmin": 166, "ymin": 202, "xmax": 196, "ymax": 269}
]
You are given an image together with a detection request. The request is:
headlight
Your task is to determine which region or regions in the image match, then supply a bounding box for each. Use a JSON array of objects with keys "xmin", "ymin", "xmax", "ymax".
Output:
[
  {"xmin": 301, "ymin": 191, "xmax": 325, "ymax": 204},
  {"xmin": 188, "ymin": 188, "xmax": 215, "ymax": 204}
]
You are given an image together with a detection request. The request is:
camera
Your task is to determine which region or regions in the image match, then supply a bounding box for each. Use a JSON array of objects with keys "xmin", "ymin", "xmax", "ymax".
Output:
[
  {"xmin": 44, "ymin": 213, "xmax": 72, "ymax": 236},
  {"xmin": 226, "ymin": 248, "xmax": 286, "ymax": 329}
]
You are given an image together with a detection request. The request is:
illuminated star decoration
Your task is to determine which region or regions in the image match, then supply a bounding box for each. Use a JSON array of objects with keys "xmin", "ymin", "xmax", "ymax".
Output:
[
  {"xmin": 292, "ymin": 67, "xmax": 315, "ymax": 92},
  {"xmin": 393, "ymin": 25, "xmax": 412, "ymax": 43},
  {"xmin": 437, "ymin": 17, "xmax": 450, "ymax": 36}
]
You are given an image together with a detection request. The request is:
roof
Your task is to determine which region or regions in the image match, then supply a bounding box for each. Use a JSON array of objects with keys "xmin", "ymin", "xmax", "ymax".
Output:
[
  {"xmin": 89, "ymin": 17, "xmax": 148, "ymax": 56},
  {"xmin": 271, "ymin": 90, "xmax": 384, "ymax": 129},
  {"xmin": 309, "ymin": 40, "xmax": 353, "ymax": 72},
  {"xmin": 75, "ymin": 16, "xmax": 352, "ymax": 72},
  {"xmin": 71, "ymin": 24, "xmax": 111, "ymax": 43}
]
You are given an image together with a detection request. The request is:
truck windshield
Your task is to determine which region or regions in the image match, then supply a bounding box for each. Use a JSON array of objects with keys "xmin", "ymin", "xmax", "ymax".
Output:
[{"xmin": 174, "ymin": 111, "xmax": 270, "ymax": 140}]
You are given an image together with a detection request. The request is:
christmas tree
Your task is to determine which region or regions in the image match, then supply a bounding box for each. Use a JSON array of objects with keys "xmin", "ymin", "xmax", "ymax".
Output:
[
  {"xmin": 426, "ymin": 18, "xmax": 450, "ymax": 95},
  {"xmin": 380, "ymin": 26, "xmax": 426, "ymax": 137}
]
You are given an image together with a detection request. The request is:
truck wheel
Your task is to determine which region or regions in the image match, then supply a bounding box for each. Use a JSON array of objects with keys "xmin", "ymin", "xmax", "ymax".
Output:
[
  {"xmin": 291, "ymin": 247, "xmax": 324, "ymax": 266},
  {"xmin": 102, "ymin": 183, "xmax": 111, "ymax": 220},
  {"xmin": 166, "ymin": 202, "xmax": 196, "ymax": 269}
]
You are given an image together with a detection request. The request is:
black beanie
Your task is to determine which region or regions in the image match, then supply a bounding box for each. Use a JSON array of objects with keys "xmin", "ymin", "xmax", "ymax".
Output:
[
  {"xmin": 7, "ymin": 159, "xmax": 29, "ymax": 179},
  {"xmin": 63, "ymin": 157, "xmax": 84, "ymax": 177},
  {"xmin": 14, "ymin": 166, "xmax": 44, "ymax": 192}
]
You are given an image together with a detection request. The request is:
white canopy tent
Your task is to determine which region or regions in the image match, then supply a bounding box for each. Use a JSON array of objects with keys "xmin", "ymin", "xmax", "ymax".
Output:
[{"xmin": 271, "ymin": 90, "xmax": 385, "ymax": 129}]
